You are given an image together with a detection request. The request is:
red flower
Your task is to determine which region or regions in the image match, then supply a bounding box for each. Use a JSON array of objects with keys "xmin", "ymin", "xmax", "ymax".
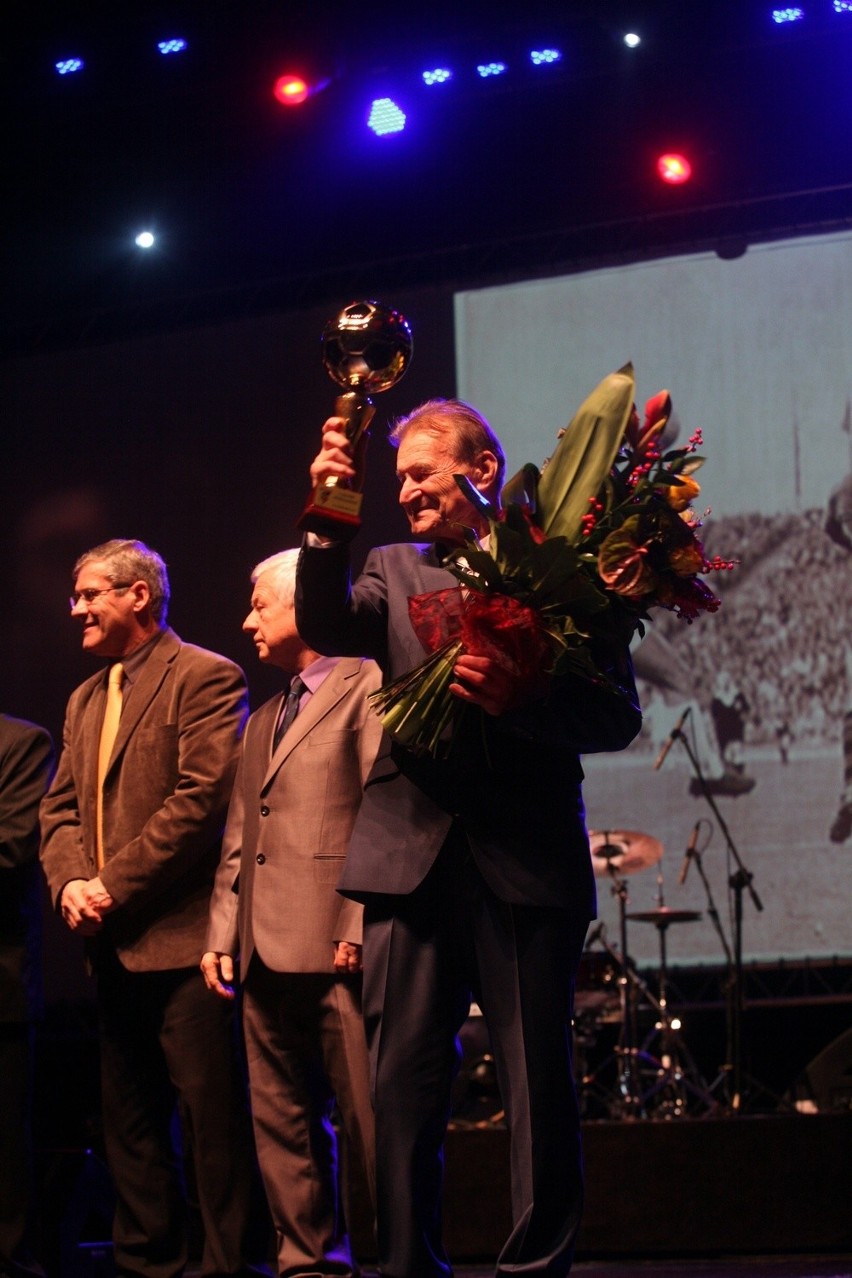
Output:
[{"xmin": 625, "ymin": 389, "xmax": 672, "ymax": 457}]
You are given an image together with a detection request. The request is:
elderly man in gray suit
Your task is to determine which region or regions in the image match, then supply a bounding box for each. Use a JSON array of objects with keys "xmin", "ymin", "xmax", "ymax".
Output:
[
  {"xmin": 202, "ymin": 548, "xmax": 380, "ymax": 1278},
  {"xmin": 40, "ymin": 538, "xmax": 265, "ymax": 1278}
]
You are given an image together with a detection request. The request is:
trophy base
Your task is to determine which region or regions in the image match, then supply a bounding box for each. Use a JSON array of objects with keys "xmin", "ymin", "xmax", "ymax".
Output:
[{"xmin": 297, "ymin": 484, "xmax": 363, "ymax": 540}]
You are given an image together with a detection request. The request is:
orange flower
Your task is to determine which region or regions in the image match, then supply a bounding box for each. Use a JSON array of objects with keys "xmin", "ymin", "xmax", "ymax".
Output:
[
  {"xmin": 668, "ymin": 541, "xmax": 705, "ymax": 577},
  {"xmin": 662, "ymin": 475, "xmax": 700, "ymax": 512}
]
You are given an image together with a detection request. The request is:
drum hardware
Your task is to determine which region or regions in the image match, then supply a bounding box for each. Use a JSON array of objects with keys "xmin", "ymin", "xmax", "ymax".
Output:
[
  {"xmin": 582, "ymin": 834, "xmax": 661, "ymax": 1118},
  {"xmin": 577, "ymin": 830, "xmax": 717, "ymax": 1119},
  {"xmin": 577, "ymin": 918, "xmax": 662, "ymax": 1119},
  {"xmin": 626, "ymin": 902, "xmax": 718, "ymax": 1118}
]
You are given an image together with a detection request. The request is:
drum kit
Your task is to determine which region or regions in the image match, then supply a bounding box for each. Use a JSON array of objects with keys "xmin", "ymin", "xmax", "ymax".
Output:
[{"xmin": 576, "ymin": 828, "xmax": 717, "ymax": 1119}]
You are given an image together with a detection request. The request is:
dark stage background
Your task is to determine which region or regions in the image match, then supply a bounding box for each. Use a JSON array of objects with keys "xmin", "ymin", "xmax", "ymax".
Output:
[{"xmin": 3, "ymin": 0, "xmax": 851, "ymax": 1128}]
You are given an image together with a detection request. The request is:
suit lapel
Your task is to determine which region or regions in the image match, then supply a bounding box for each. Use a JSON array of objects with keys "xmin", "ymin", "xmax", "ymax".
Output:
[
  {"xmin": 262, "ymin": 659, "xmax": 356, "ymax": 791},
  {"xmin": 104, "ymin": 629, "xmax": 178, "ymax": 776}
]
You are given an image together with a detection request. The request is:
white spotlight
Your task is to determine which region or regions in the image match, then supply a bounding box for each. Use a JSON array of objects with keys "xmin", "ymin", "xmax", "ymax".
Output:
[{"xmin": 135, "ymin": 231, "xmax": 155, "ymax": 249}]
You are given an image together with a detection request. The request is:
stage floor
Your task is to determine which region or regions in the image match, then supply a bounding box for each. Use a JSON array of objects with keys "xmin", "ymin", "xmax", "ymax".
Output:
[
  {"xmin": 474, "ymin": 1263, "xmax": 850, "ymax": 1277},
  {"xmin": 482, "ymin": 1263, "xmax": 852, "ymax": 1277},
  {"xmin": 504, "ymin": 1264, "xmax": 848, "ymax": 1277},
  {"xmin": 185, "ymin": 1260, "xmax": 852, "ymax": 1277}
]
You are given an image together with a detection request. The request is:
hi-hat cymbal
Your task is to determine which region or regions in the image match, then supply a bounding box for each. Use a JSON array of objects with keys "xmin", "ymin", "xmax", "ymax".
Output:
[
  {"xmin": 626, "ymin": 907, "xmax": 702, "ymax": 926},
  {"xmin": 588, "ymin": 829, "xmax": 663, "ymax": 878}
]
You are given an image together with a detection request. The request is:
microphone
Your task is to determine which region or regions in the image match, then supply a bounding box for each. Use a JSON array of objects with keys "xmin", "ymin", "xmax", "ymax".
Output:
[
  {"xmin": 678, "ymin": 822, "xmax": 701, "ymax": 887},
  {"xmin": 653, "ymin": 705, "xmax": 691, "ymax": 771}
]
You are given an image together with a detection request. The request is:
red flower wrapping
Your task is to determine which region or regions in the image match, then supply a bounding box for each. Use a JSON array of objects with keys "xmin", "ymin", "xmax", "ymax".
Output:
[{"xmin": 408, "ymin": 587, "xmax": 551, "ymax": 680}]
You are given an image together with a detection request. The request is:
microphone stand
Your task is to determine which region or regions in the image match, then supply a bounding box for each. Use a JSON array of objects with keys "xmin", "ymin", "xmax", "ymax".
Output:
[
  {"xmin": 685, "ymin": 831, "xmax": 735, "ymax": 1104},
  {"xmin": 664, "ymin": 726, "xmax": 762, "ymax": 1112}
]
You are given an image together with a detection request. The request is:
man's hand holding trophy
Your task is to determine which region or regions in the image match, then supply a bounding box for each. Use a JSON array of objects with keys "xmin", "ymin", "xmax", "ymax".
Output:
[{"xmin": 298, "ymin": 299, "xmax": 413, "ymax": 539}]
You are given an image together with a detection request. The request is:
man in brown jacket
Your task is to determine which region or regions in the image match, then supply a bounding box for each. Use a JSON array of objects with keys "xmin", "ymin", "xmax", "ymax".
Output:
[{"xmin": 40, "ymin": 538, "xmax": 266, "ymax": 1278}]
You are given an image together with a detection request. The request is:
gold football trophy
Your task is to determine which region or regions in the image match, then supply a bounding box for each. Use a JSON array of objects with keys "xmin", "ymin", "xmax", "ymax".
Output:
[{"xmin": 298, "ymin": 300, "xmax": 413, "ymax": 538}]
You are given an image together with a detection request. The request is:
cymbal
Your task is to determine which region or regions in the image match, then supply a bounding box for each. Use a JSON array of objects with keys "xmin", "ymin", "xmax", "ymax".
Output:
[
  {"xmin": 589, "ymin": 829, "xmax": 663, "ymax": 878},
  {"xmin": 626, "ymin": 907, "xmax": 702, "ymax": 926}
]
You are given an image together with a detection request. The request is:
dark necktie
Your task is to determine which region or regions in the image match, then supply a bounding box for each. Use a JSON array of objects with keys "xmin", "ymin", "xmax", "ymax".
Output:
[{"xmin": 272, "ymin": 675, "xmax": 306, "ymax": 753}]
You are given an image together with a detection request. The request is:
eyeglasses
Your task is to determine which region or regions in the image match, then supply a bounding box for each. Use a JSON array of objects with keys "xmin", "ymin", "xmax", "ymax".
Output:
[{"xmin": 69, "ymin": 584, "xmax": 131, "ymax": 609}]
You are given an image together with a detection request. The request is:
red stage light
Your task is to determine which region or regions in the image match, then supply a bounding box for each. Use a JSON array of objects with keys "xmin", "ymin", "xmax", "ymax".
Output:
[
  {"xmin": 273, "ymin": 75, "xmax": 310, "ymax": 106},
  {"xmin": 657, "ymin": 153, "xmax": 692, "ymax": 185}
]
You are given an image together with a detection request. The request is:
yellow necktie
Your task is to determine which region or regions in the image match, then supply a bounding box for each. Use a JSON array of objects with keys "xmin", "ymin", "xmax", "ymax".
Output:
[{"xmin": 96, "ymin": 662, "xmax": 124, "ymax": 869}]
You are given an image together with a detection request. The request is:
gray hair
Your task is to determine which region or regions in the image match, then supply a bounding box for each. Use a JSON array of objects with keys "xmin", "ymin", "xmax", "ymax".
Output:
[
  {"xmin": 388, "ymin": 398, "xmax": 506, "ymax": 497},
  {"xmin": 251, "ymin": 548, "xmax": 299, "ymax": 606},
  {"xmin": 74, "ymin": 538, "xmax": 170, "ymax": 624}
]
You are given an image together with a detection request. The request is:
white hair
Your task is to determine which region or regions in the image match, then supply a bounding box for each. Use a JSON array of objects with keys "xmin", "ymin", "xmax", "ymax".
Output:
[{"xmin": 250, "ymin": 548, "xmax": 299, "ymax": 605}]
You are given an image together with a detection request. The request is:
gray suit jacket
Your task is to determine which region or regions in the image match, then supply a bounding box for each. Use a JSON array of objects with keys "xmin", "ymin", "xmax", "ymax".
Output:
[
  {"xmin": 206, "ymin": 656, "xmax": 383, "ymax": 975},
  {"xmin": 40, "ymin": 628, "xmax": 248, "ymax": 972}
]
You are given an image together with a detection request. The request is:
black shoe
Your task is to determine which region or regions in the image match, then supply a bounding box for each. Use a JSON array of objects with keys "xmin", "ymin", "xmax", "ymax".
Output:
[
  {"xmin": 690, "ymin": 771, "xmax": 756, "ymax": 798},
  {"xmin": 830, "ymin": 802, "xmax": 852, "ymax": 843}
]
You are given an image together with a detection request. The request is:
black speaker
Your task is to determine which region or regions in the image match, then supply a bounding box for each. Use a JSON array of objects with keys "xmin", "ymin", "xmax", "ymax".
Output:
[{"xmin": 794, "ymin": 1027, "xmax": 852, "ymax": 1112}]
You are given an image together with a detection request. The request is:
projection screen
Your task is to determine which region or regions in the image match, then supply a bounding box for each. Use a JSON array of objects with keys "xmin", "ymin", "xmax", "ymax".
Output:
[{"xmin": 455, "ymin": 231, "xmax": 852, "ymax": 965}]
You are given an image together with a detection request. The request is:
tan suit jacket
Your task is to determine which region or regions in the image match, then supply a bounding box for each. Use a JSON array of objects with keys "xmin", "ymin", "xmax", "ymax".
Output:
[
  {"xmin": 40, "ymin": 628, "xmax": 248, "ymax": 971},
  {"xmin": 206, "ymin": 656, "xmax": 383, "ymax": 975}
]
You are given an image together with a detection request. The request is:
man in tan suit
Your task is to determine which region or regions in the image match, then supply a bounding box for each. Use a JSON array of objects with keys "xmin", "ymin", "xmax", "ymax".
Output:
[
  {"xmin": 40, "ymin": 538, "xmax": 266, "ymax": 1278},
  {"xmin": 202, "ymin": 549, "xmax": 380, "ymax": 1278}
]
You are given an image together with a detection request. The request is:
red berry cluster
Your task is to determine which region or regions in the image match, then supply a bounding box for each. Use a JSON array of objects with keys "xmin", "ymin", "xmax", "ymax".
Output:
[
  {"xmin": 580, "ymin": 496, "xmax": 605, "ymax": 536},
  {"xmin": 704, "ymin": 554, "xmax": 737, "ymax": 572}
]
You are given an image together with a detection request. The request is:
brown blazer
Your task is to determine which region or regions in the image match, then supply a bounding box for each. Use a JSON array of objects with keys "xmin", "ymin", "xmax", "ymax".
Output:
[
  {"xmin": 206, "ymin": 656, "xmax": 383, "ymax": 976},
  {"xmin": 40, "ymin": 628, "xmax": 248, "ymax": 972}
]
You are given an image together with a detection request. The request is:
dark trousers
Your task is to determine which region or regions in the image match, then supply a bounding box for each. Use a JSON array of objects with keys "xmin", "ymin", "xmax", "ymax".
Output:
[
  {"xmin": 97, "ymin": 951, "xmax": 260, "ymax": 1278},
  {"xmin": 0, "ymin": 1022, "xmax": 45, "ymax": 1278},
  {"xmin": 362, "ymin": 830, "xmax": 587, "ymax": 1278},
  {"xmin": 241, "ymin": 959, "xmax": 375, "ymax": 1277}
]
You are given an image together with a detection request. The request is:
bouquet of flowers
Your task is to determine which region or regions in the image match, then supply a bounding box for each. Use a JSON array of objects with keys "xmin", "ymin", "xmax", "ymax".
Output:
[{"xmin": 369, "ymin": 363, "xmax": 734, "ymax": 756}]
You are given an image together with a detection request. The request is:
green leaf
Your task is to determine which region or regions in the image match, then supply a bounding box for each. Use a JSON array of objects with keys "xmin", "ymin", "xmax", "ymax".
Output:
[
  {"xmin": 537, "ymin": 364, "xmax": 636, "ymax": 543},
  {"xmin": 501, "ymin": 462, "xmax": 540, "ymax": 514}
]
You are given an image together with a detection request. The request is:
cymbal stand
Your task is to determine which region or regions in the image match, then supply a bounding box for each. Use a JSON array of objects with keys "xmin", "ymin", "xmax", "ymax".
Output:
[
  {"xmin": 636, "ymin": 883, "xmax": 718, "ymax": 1118},
  {"xmin": 669, "ymin": 727, "xmax": 763, "ymax": 1112},
  {"xmin": 606, "ymin": 866, "xmax": 645, "ymax": 1118},
  {"xmin": 580, "ymin": 919, "xmax": 662, "ymax": 1120}
]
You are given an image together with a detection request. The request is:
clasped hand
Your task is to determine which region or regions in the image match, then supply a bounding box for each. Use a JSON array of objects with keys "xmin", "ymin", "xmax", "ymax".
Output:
[{"xmin": 60, "ymin": 876, "xmax": 116, "ymax": 935}]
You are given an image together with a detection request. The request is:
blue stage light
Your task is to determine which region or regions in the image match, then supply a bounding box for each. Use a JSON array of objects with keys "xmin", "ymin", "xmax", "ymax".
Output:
[
  {"xmin": 135, "ymin": 232, "xmax": 155, "ymax": 249},
  {"xmin": 833, "ymin": 0, "xmax": 852, "ymax": 12},
  {"xmin": 422, "ymin": 67, "xmax": 452, "ymax": 85},
  {"xmin": 624, "ymin": 32, "xmax": 642, "ymax": 48},
  {"xmin": 157, "ymin": 39, "xmax": 187, "ymax": 55},
  {"xmin": 530, "ymin": 48, "xmax": 561, "ymax": 66},
  {"xmin": 55, "ymin": 58, "xmax": 84, "ymax": 75},
  {"xmin": 368, "ymin": 98, "xmax": 406, "ymax": 136},
  {"xmin": 771, "ymin": 7, "xmax": 805, "ymax": 21},
  {"xmin": 476, "ymin": 62, "xmax": 507, "ymax": 78}
]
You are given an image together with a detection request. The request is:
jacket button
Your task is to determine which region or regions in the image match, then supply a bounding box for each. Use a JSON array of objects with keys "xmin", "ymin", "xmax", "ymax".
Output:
[
  {"xmin": 260, "ymin": 805, "xmax": 270, "ymax": 816},
  {"xmin": 256, "ymin": 853, "xmax": 266, "ymax": 865}
]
